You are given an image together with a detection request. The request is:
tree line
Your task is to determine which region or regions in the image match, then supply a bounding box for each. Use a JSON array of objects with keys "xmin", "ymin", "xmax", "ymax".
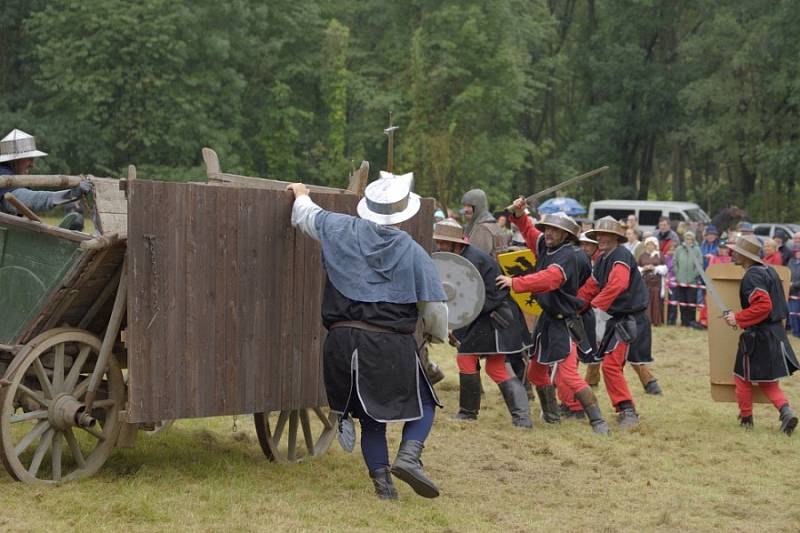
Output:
[{"xmin": 2, "ymin": 0, "xmax": 799, "ymax": 221}]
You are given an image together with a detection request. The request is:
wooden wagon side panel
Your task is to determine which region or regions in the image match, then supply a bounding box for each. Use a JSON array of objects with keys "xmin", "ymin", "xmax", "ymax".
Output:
[{"xmin": 126, "ymin": 179, "xmax": 434, "ymax": 422}]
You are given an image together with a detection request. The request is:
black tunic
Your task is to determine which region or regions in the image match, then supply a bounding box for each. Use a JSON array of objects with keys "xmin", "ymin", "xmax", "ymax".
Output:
[
  {"xmin": 734, "ymin": 265, "xmax": 800, "ymax": 381},
  {"xmin": 321, "ymin": 281, "xmax": 441, "ymax": 422},
  {"xmin": 530, "ymin": 236, "xmax": 583, "ymax": 364},
  {"xmin": 577, "ymin": 247, "xmax": 598, "ymax": 354},
  {"xmin": 593, "ymin": 246, "xmax": 653, "ymax": 364},
  {"xmin": 453, "ymin": 244, "xmax": 531, "ymax": 355}
]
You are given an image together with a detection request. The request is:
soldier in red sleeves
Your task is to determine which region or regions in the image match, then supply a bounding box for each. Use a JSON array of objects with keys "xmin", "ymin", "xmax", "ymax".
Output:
[
  {"xmin": 723, "ymin": 235, "xmax": 799, "ymax": 434},
  {"xmin": 577, "ymin": 217, "xmax": 653, "ymax": 428},
  {"xmin": 497, "ymin": 198, "xmax": 610, "ymax": 435}
]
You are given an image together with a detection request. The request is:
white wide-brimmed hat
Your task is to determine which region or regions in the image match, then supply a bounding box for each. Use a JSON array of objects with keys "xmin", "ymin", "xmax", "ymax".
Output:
[
  {"xmin": 0, "ymin": 129, "xmax": 48, "ymax": 163},
  {"xmin": 357, "ymin": 171, "xmax": 421, "ymax": 225}
]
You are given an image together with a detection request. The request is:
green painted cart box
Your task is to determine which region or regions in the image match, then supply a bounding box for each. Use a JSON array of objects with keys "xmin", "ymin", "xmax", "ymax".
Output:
[{"xmin": 0, "ymin": 223, "xmax": 82, "ymax": 343}]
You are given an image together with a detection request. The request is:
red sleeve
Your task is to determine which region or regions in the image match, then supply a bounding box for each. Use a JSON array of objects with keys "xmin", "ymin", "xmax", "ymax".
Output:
[
  {"xmin": 577, "ymin": 276, "xmax": 600, "ymax": 304},
  {"xmin": 509, "ymin": 213, "xmax": 541, "ymax": 259},
  {"xmin": 511, "ymin": 264, "xmax": 565, "ymax": 294},
  {"xmin": 764, "ymin": 253, "xmax": 783, "ymax": 266},
  {"xmin": 590, "ymin": 263, "xmax": 631, "ymax": 312},
  {"xmin": 734, "ymin": 289, "xmax": 772, "ymax": 328}
]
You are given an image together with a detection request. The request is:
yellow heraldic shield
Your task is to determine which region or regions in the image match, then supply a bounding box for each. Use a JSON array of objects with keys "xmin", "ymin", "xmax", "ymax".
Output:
[{"xmin": 497, "ymin": 249, "xmax": 542, "ymax": 316}]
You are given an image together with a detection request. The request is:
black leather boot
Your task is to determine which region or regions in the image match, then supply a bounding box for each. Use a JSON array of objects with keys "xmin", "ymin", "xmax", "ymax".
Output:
[
  {"xmin": 616, "ymin": 400, "xmax": 639, "ymax": 429},
  {"xmin": 575, "ymin": 387, "xmax": 610, "ymax": 435},
  {"xmin": 535, "ymin": 385, "xmax": 561, "ymax": 424},
  {"xmin": 498, "ymin": 378, "xmax": 533, "ymax": 429},
  {"xmin": 391, "ymin": 441, "xmax": 440, "ymax": 498},
  {"xmin": 369, "ymin": 467, "xmax": 398, "ymax": 500},
  {"xmin": 452, "ymin": 373, "xmax": 481, "ymax": 420},
  {"xmin": 779, "ymin": 404, "xmax": 798, "ymax": 435}
]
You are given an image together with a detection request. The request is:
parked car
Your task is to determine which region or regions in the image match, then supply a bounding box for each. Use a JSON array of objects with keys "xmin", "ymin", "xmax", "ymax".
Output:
[
  {"xmin": 753, "ymin": 223, "xmax": 800, "ymax": 240},
  {"xmin": 587, "ymin": 200, "xmax": 711, "ymax": 233}
]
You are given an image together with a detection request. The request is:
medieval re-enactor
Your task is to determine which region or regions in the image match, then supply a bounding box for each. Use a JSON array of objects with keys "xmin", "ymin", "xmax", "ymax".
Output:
[
  {"xmin": 498, "ymin": 200, "xmax": 610, "ymax": 435},
  {"xmin": 723, "ymin": 235, "xmax": 799, "ymax": 434},
  {"xmin": 461, "ymin": 188, "xmax": 510, "ymax": 256},
  {"xmin": 577, "ymin": 217, "xmax": 654, "ymax": 428},
  {"xmin": 0, "ymin": 129, "xmax": 91, "ymax": 226},
  {"xmin": 287, "ymin": 173, "xmax": 449, "ymax": 500},
  {"xmin": 433, "ymin": 220, "xmax": 533, "ymax": 428}
]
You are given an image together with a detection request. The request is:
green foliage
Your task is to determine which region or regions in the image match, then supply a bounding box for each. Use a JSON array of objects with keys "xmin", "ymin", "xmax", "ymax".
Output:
[{"xmin": 1, "ymin": 0, "xmax": 799, "ymax": 219}]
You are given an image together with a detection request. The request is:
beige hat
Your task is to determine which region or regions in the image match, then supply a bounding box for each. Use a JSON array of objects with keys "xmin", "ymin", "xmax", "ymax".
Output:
[
  {"xmin": 0, "ymin": 129, "xmax": 48, "ymax": 163},
  {"xmin": 586, "ymin": 216, "xmax": 626, "ymax": 242},
  {"xmin": 730, "ymin": 234, "xmax": 764, "ymax": 265},
  {"xmin": 433, "ymin": 219, "xmax": 467, "ymax": 244},
  {"xmin": 534, "ymin": 212, "xmax": 580, "ymax": 239}
]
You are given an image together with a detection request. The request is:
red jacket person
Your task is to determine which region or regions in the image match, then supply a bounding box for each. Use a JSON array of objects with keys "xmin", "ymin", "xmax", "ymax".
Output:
[
  {"xmin": 499, "ymin": 199, "xmax": 610, "ymax": 435},
  {"xmin": 724, "ymin": 235, "xmax": 799, "ymax": 434},
  {"xmin": 577, "ymin": 217, "xmax": 654, "ymax": 429}
]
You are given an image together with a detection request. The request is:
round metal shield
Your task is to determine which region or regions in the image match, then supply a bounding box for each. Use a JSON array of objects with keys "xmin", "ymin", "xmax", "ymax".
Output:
[{"xmin": 432, "ymin": 252, "xmax": 486, "ymax": 329}]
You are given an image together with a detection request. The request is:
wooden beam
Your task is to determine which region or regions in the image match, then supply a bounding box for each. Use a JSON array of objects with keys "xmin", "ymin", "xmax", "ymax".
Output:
[
  {"xmin": 0, "ymin": 212, "xmax": 90, "ymax": 243},
  {"xmin": 0, "ymin": 175, "xmax": 87, "ymax": 189}
]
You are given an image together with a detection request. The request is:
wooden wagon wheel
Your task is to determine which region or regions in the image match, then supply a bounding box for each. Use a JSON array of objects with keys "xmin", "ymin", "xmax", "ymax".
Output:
[
  {"xmin": 0, "ymin": 328, "xmax": 124, "ymax": 484},
  {"xmin": 253, "ymin": 407, "xmax": 337, "ymax": 463}
]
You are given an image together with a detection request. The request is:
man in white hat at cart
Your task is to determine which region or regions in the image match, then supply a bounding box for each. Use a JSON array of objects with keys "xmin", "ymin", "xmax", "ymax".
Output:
[
  {"xmin": 287, "ymin": 172, "xmax": 448, "ymax": 501},
  {"xmin": 724, "ymin": 234, "xmax": 799, "ymax": 434},
  {"xmin": 0, "ymin": 129, "xmax": 91, "ymax": 223}
]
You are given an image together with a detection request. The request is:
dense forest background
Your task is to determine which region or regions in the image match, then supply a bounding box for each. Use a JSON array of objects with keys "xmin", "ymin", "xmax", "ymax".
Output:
[{"xmin": 1, "ymin": 0, "xmax": 799, "ymax": 220}]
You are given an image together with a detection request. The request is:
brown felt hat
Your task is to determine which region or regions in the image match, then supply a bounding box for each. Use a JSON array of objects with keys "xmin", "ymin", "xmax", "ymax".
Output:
[
  {"xmin": 730, "ymin": 234, "xmax": 764, "ymax": 265},
  {"xmin": 433, "ymin": 219, "xmax": 467, "ymax": 244},
  {"xmin": 586, "ymin": 216, "xmax": 626, "ymax": 242}
]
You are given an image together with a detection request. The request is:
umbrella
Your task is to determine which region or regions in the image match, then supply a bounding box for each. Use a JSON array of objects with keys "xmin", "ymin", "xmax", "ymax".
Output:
[{"xmin": 537, "ymin": 197, "xmax": 586, "ymax": 216}]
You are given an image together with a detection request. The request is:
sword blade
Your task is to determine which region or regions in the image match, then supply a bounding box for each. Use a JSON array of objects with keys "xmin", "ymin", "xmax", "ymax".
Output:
[
  {"xmin": 525, "ymin": 165, "xmax": 609, "ymax": 204},
  {"xmin": 689, "ymin": 252, "xmax": 729, "ymax": 313}
]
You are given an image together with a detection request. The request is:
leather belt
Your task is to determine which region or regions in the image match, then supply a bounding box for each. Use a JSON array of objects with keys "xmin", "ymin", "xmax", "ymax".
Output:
[{"xmin": 329, "ymin": 320, "xmax": 399, "ymax": 334}]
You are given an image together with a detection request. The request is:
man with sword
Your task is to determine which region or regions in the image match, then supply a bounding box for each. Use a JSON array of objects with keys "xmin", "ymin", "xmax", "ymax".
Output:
[
  {"xmin": 719, "ymin": 235, "xmax": 799, "ymax": 434},
  {"xmin": 497, "ymin": 198, "xmax": 611, "ymax": 435}
]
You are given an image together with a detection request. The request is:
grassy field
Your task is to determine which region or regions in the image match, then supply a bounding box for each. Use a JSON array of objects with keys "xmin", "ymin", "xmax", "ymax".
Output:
[{"xmin": 2, "ymin": 326, "xmax": 800, "ymax": 532}]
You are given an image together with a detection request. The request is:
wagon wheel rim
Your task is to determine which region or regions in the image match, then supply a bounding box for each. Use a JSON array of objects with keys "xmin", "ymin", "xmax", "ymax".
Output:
[
  {"xmin": 253, "ymin": 407, "xmax": 336, "ymax": 464},
  {"xmin": 0, "ymin": 328, "xmax": 124, "ymax": 484}
]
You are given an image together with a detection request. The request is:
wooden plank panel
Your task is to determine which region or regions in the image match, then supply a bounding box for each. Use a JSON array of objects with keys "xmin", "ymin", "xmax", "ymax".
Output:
[{"xmin": 126, "ymin": 179, "xmax": 434, "ymax": 422}]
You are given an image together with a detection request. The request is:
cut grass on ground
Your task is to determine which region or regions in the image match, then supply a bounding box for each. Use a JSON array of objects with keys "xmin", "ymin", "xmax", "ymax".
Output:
[{"xmin": 2, "ymin": 327, "xmax": 800, "ymax": 532}]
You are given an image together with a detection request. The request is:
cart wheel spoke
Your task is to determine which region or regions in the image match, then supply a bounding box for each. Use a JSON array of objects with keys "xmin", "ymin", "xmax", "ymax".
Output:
[
  {"xmin": 17, "ymin": 384, "xmax": 50, "ymax": 408},
  {"xmin": 52, "ymin": 343, "xmax": 65, "ymax": 392},
  {"xmin": 91, "ymin": 399, "xmax": 116, "ymax": 409},
  {"xmin": 299, "ymin": 409, "xmax": 314, "ymax": 455},
  {"xmin": 313, "ymin": 407, "xmax": 333, "ymax": 430},
  {"xmin": 14, "ymin": 420, "xmax": 50, "ymax": 457},
  {"xmin": 287, "ymin": 411, "xmax": 299, "ymax": 462},
  {"xmin": 64, "ymin": 346, "xmax": 91, "ymax": 392},
  {"xmin": 64, "ymin": 428, "xmax": 86, "ymax": 469},
  {"xmin": 253, "ymin": 407, "xmax": 336, "ymax": 463},
  {"xmin": 51, "ymin": 432, "xmax": 62, "ymax": 482},
  {"xmin": 28, "ymin": 429, "xmax": 54, "ymax": 477},
  {"xmin": 10, "ymin": 410, "xmax": 48, "ymax": 424},
  {"xmin": 31, "ymin": 359, "xmax": 54, "ymax": 399},
  {"xmin": 79, "ymin": 424, "xmax": 106, "ymax": 442},
  {"xmin": 272, "ymin": 410, "xmax": 289, "ymax": 444},
  {"xmin": 72, "ymin": 376, "xmax": 91, "ymax": 399}
]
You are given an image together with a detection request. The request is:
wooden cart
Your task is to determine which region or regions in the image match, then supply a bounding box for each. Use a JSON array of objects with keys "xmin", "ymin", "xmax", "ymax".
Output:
[{"xmin": 0, "ymin": 154, "xmax": 433, "ymax": 484}]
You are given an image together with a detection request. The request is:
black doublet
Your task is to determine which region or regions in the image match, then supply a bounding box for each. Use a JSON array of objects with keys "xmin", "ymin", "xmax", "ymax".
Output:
[
  {"xmin": 593, "ymin": 246, "xmax": 653, "ymax": 364},
  {"xmin": 453, "ymin": 245, "xmax": 531, "ymax": 355},
  {"xmin": 734, "ymin": 265, "xmax": 800, "ymax": 381},
  {"xmin": 321, "ymin": 281, "xmax": 441, "ymax": 422},
  {"xmin": 531, "ymin": 235, "xmax": 582, "ymax": 364}
]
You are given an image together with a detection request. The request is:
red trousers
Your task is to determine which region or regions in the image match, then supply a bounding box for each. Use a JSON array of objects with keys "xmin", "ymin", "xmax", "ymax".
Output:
[
  {"xmin": 735, "ymin": 375, "xmax": 789, "ymax": 417},
  {"xmin": 601, "ymin": 341, "xmax": 634, "ymax": 411},
  {"xmin": 457, "ymin": 354, "xmax": 511, "ymax": 384},
  {"xmin": 528, "ymin": 342, "xmax": 588, "ymax": 405}
]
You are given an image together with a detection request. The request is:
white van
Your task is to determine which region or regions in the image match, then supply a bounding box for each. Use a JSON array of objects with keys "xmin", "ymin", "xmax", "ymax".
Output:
[{"xmin": 587, "ymin": 200, "xmax": 711, "ymax": 233}]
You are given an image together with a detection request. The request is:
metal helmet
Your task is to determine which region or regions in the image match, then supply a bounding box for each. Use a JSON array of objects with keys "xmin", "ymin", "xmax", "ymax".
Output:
[
  {"xmin": 578, "ymin": 232, "xmax": 598, "ymax": 245},
  {"xmin": 534, "ymin": 212, "xmax": 580, "ymax": 239},
  {"xmin": 586, "ymin": 216, "xmax": 626, "ymax": 242},
  {"xmin": 356, "ymin": 171, "xmax": 420, "ymax": 225},
  {"xmin": 433, "ymin": 219, "xmax": 467, "ymax": 244},
  {"xmin": 0, "ymin": 129, "xmax": 48, "ymax": 163},
  {"xmin": 431, "ymin": 251, "xmax": 485, "ymax": 329}
]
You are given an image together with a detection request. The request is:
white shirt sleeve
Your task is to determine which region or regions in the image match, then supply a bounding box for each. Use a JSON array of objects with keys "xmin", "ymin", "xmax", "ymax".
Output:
[
  {"xmin": 291, "ymin": 194, "xmax": 322, "ymax": 242},
  {"xmin": 417, "ymin": 301, "xmax": 448, "ymax": 344}
]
